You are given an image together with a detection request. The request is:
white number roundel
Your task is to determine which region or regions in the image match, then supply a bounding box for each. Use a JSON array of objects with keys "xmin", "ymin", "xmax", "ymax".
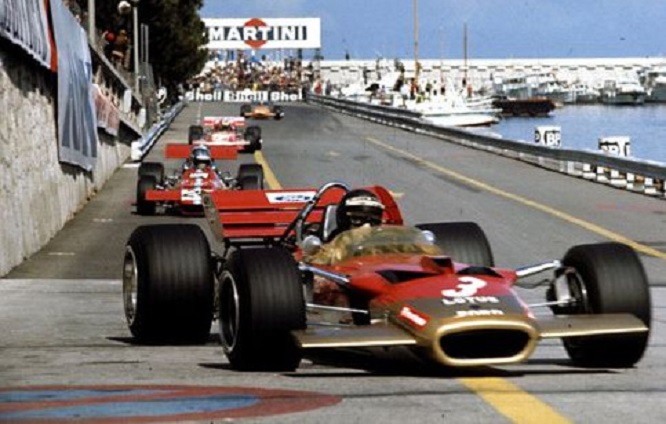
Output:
[{"xmin": 442, "ymin": 276, "xmax": 487, "ymax": 298}]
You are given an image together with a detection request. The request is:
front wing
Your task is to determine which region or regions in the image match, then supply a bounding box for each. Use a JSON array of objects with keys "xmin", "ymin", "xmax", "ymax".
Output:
[{"xmin": 292, "ymin": 313, "xmax": 647, "ymax": 366}]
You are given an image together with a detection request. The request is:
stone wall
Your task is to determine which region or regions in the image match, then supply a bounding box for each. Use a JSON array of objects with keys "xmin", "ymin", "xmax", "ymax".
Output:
[{"xmin": 0, "ymin": 44, "xmax": 132, "ymax": 276}]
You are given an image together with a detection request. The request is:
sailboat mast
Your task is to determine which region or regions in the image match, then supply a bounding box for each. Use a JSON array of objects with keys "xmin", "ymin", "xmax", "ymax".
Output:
[
  {"xmin": 413, "ymin": 0, "xmax": 419, "ymax": 82},
  {"xmin": 463, "ymin": 22, "xmax": 468, "ymax": 87}
]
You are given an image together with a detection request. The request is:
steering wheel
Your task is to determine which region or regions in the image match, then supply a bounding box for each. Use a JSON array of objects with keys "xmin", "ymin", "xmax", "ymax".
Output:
[{"xmin": 278, "ymin": 181, "xmax": 350, "ymax": 245}]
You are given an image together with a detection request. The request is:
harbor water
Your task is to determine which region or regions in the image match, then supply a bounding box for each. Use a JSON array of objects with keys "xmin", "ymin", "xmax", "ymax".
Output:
[{"xmin": 488, "ymin": 104, "xmax": 666, "ymax": 164}]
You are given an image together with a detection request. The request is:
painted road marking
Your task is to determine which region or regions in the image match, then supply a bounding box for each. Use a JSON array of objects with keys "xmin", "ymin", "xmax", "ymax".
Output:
[
  {"xmin": 459, "ymin": 378, "xmax": 571, "ymax": 424},
  {"xmin": 0, "ymin": 385, "xmax": 340, "ymax": 422},
  {"xmin": 255, "ymin": 150, "xmax": 282, "ymax": 189},
  {"xmin": 251, "ymin": 145, "xmax": 570, "ymax": 423},
  {"xmin": 366, "ymin": 136, "xmax": 666, "ymax": 261}
]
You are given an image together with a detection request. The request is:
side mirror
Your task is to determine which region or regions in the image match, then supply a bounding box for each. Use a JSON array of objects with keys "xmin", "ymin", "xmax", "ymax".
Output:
[{"xmin": 302, "ymin": 235, "xmax": 323, "ymax": 256}]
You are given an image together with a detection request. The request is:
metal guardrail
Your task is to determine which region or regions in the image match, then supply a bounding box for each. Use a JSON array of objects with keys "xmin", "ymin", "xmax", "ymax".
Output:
[
  {"xmin": 130, "ymin": 101, "xmax": 184, "ymax": 161},
  {"xmin": 308, "ymin": 94, "xmax": 666, "ymax": 198}
]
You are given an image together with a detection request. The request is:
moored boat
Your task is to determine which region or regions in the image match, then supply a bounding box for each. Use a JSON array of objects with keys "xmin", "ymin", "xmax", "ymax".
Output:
[{"xmin": 491, "ymin": 96, "xmax": 556, "ymax": 117}]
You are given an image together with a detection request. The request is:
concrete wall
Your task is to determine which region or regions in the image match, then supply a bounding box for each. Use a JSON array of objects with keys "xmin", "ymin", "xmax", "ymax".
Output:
[{"xmin": 0, "ymin": 45, "xmax": 133, "ymax": 276}]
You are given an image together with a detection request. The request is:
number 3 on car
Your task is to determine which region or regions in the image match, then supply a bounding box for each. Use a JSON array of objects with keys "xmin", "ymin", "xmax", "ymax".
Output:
[{"xmin": 442, "ymin": 276, "xmax": 487, "ymax": 298}]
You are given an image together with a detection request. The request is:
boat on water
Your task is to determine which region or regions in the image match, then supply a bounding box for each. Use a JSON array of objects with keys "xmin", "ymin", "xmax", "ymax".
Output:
[
  {"xmin": 490, "ymin": 73, "xmax": 558, "ymax": 116},
  {"xmin": 569, "ymin": 82, "xmax": 601, "ymax": 104},
  {"xmin": 491, "ymin": 96, "xmax": 556, "ymax": 117},
  {"xmin": 599, "ymin": 77, "xmax": 646, "ymax": 105},
  {"xmin": 639, "ymin": 66, "xmax": 666, "ymax": 103},
  {"xmin": 406, "ymin": 80, "xmax": 501, "ymax": 127}
]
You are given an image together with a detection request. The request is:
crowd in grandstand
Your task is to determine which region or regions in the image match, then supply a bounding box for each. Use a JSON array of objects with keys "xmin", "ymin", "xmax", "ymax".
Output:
[{"xmin": 185, "ymin": 53, "xmax": 316, "ymax": 95}]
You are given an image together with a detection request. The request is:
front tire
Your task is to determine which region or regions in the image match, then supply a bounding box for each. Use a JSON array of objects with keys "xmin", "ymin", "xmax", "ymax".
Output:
[
  {"xmin": 237, "ymin": 164, "xmax": 264, "ymax": 190},
  {"xmin": 138, "ymin": 162, "xmax": 164, "ymax": 183},
  {"xmin": 415, "ymin": 222, "xmax": 494, "ymax": 266},
  {"xmin": 218, "ymin": 247, "xmax": 305, "ymax": 371},
  {"xmin": 136, "ymin": 175, "xmax": 157, "ymax": 216},
  {"xmin": 123, "ymin": 224, "xmax": 214, "ymax": 344},
  {"xmin": 558, "ymin": 242, "xmax": 651, "ymax": 367}
]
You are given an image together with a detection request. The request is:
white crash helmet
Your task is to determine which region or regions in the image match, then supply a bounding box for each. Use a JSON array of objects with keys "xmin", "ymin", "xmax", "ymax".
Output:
[
  {"xmin": 191, "ymin": 145, "xmax": 212, "ymax": 169},
  {"xmin": 336, "ymin": 189, "xmax": 385, "ymax": 230}
]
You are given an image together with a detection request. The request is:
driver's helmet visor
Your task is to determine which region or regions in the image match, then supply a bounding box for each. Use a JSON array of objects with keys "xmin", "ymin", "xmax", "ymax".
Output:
[{"xmin": 347, "ymin": 209, "xmax": 383, "ymax": 227}]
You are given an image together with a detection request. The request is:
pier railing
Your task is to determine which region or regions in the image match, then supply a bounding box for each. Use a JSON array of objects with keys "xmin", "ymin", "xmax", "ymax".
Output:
[{"xmin": 308, "ymin": 93, "xmax": 666, "ymax": 199}]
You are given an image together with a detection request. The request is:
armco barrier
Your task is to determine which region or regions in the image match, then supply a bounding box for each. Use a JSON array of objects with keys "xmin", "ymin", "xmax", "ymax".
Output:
[
  {"xmin": 130, "ymin": 102, "xmax": 184, "ymax": 161},
  {"xmin": 308, "ymin": 94, "xmax": 666, "ymax": 199}
]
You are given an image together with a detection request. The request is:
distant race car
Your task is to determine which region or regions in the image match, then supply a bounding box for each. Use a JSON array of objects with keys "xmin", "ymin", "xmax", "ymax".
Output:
[
  {"xmin": 135, "ymin": 143, "xmax": 264, "ymax": 216},
  {"xmin": 240, "ymin": 100, "xmax": 284, "ymax": 120},
  {"xmin": 187, "ymin": 116, "xmax": 262, "ymax": 153},
  {"xmin": 123, "ymin": 181, "xmax": 651, "ymax": 372}
]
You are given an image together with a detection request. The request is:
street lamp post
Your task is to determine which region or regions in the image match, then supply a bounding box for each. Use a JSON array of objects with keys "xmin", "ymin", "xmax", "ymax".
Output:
[{"xmin": 132, "ymin": 0, "xmax": 140, "ymax": 91}]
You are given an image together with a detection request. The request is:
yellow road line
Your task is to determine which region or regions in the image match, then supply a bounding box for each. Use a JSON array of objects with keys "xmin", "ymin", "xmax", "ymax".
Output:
[
  {"xmin": 366, "ymin": 136, "xmax": 666, "ymax": 260},
  {"xmin": 254, "ymin": 143, "xmax": 571, "ymax": 422},
  {"xmin": 459, "ymin": 378, "xmax": 571, "ymax": 423},
  {"xmin": 254, "ymin": 151, "xmax": 282, "ymax": 189}
]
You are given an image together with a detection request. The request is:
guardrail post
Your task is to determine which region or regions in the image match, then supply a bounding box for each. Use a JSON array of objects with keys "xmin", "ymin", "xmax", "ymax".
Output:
[
  {"xmin": 608, "ymin": 169, "xmax": 627, "ymax": 187},
  {"xmin": 643, "ymin": 177, "xmax": 657, "ymax": 196},
  {"xmin": 582, "ymin": 163, "xmax": 596, "ymax": 179}
]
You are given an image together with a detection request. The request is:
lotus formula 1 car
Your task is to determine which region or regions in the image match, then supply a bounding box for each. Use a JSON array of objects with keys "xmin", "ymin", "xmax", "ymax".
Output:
[
  {"xmin": 187, "ymin": 116, "xmax": 262, "ymax": 153},
  {"xmin": 135, "ymin": 143, "xmax": 264, "ymax": 216},
  {"xmin": 123, "ymin": 181, "xmax": 651, "ymax": 372},
  {"xmin": 240, "ymin": 100, "xmax": 284, "ymax": 120}
]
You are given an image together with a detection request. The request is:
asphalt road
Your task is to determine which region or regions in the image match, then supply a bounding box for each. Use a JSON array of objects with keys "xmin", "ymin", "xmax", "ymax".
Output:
[{"xmin": 2, "ymin": 101, "xmax": 666, "ymax": 423}]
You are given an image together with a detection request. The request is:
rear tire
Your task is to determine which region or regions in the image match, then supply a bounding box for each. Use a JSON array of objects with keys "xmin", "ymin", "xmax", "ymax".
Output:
[
  {"xmin": 237, "ymin": 164, "xmax": 264, "ymax": 189},
  {"xmin": 415, "ymin": 222, "xmax": 494, "ymax": 266},
  {"xmin": 123, "ymin": 224, "xmax": 214, "ymax": 344},
  {"xmin": 558, "ymin": 242, "xmax": 651, "ymax": 367},
  {"xmin": 218, "ymin": 247, "xmax": 305, "ymax": 371},
  {"xmin": 136, "ymin": 175, "xmax": 157, "ymax": 216}
]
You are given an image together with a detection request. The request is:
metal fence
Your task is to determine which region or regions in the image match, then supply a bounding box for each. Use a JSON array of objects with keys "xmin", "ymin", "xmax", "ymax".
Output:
[{"xmin": 308, "ymin": 94, "xmax": 666, "ymax": 199}]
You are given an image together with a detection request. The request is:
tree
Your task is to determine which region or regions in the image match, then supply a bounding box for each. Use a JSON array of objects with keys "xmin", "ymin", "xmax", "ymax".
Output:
[{"xmin": 95, "ymin": 0, "xmax": 208, "ymax": 97}]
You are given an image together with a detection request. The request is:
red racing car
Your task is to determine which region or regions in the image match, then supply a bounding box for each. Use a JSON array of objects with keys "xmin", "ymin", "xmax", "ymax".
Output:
[
  {"xmin": 135, "ymin": 143, "xmax": 264, "ymax": 216},
  {"xmin": 187, "ymin": 116, "xmax": 262, "ymax": 153},
  {"xmin": 123, "ymin": 181, "xmax": 651, "ymax": 372}
]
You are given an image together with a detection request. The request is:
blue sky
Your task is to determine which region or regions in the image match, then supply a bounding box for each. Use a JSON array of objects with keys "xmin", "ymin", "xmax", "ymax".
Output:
[{"xmin": 201, "ymin": 0, "xmax": 666, "ymax": 60}]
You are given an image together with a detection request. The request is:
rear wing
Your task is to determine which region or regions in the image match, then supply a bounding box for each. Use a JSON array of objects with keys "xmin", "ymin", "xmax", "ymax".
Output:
[
  {"xmin": 203, "ymin": 185, "xmax": 403, "ymax": 243},
  {"xmin": 165, "ymin": 143, "xmax": 238, "ymax": 160},
  {"xmin": 202, "ymin": 116, "xmax": 246, "ymax": 128}
]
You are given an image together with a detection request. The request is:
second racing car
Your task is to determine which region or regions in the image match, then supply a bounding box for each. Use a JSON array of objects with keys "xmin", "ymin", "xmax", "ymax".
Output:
[{"xmin": 135, "ymin": 143, "xmax": 264, "ymax": 216}]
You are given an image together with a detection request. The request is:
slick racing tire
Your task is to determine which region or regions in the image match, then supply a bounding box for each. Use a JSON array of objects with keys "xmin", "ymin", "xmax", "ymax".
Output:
[
  {"xmin": 237, "ymin": 164, "xmax": 264, "ymax": 190},
  {"xmin": 123, "ymin": 224, "xmax": 214, "ymax": 344},
  {"xmin": 558, "ymin": 242, "xmax": 651, "ymax": 368},
  {"xmin": 415, "ymin": 222, "xmax": 494, "ymax": 267},
  {"xmin": 238, "ymin": 176, "xmax": 260, "ymax": 190},
  {"xmin": 273, "ymin": 106, "xmax": 283, "ymax": 120},
  {"xmin": 218, "ymin": 247, "xmax": 305, "ymax": 371},
  {"xmin": 136, "ymin": 175, "xmax": 157, "ymax": 216},
  {"xmin": 240, "ymin": 104, "xmax": 251, "ymax": 117},
  {"xmin": 244, "ymin": 126, "xmax": 261, "ymax": 140},
  {"xmin": 188, "ymin": 125, "xmax": 204, "ymax": 144},
  {"xmin": 242, "ymin": 126, "xmax": 262, "ymax": 153},
  {"xmin": 138, "ymin": 162, "xmax": 164, "ymax": 184}
]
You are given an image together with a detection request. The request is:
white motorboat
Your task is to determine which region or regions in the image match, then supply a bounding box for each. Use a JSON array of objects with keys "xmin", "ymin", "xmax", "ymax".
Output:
[
  {"xmin": 407, "ymin": 81, "xmax": 501, "ymax": 127},
  {"xmin": 639, "ymin": 66, "xmax": 666, "ymax": 103},
  {"xmin": 600, "ymin": 77, "xmax": 646, "ymax": 105}
]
